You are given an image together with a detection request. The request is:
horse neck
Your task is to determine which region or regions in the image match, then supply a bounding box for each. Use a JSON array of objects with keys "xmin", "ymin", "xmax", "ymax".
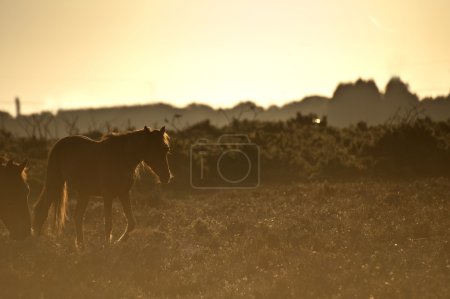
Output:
[{"xmin": 121, "ymin": 131, "xmax": 147, "ymax": 169}]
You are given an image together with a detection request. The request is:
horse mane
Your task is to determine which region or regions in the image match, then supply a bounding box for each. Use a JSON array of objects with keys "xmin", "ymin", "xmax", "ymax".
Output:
[
  {"xmin": 21, "ymin": 167, "xmax": 28, "ymax": 181},
  {"xmin": 101, "ymin": 128, "xmax": 170, "ymax": 148},
  {"xmin": 101, "ymin": 130, "xmax": 135, "ymax": 141},
  {"xmin": 162, "ymin": 132, "xmax": 170, "ymax": 148}
]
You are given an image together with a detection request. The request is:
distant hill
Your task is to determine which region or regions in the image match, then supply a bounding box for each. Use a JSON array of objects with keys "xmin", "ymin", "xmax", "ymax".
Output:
[{"xmin": 1, "ymin": 77, "xmax": 449, "ymax": 137}]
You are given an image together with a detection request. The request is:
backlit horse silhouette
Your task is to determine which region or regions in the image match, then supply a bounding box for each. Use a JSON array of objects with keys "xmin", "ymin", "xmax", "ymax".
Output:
[
  {"xmin": 0, "ymin": 159, "xmax": 30, "ymax": 240},
  {"xmin": 32, "ymin": 126, "xmax": 172, "ymax": 246}
]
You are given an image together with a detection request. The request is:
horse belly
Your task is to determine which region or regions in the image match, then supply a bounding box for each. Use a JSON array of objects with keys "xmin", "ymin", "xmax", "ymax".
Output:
[
  {"xmin": 61, "ymin": 153, "xmax": 104, "ymax": 196},
  {"xmin": 66, "ymin": 169, "xmax": 103, "ymax": 196}
]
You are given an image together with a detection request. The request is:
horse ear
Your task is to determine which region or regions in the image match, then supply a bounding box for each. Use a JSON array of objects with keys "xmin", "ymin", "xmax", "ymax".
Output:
[
  {"xmin": 18, "ymin": 160, "xmax": 27, "ymax": 173},
  {"xmin": 160, "ymin": 126, "xmax": 165, "ymax": 133},
  {"xmin": 144, "ymin": 126, "xmax": 150, "ymax": 132}
]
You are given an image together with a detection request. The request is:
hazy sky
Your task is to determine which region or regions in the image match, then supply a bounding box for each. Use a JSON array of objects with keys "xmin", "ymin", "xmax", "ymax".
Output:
[{"xmin": 1, "ymin": 0, "xmax": 449, "ymax": 114}]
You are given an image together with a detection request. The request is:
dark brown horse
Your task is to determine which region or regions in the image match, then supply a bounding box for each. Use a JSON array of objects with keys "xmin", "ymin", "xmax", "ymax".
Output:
[
  {"xmin": 0, "ymin": 159, "xmax": 30, "ymax": 240},
  {"xmin": 32, "ymin": 126, "xmax": 172, "ymax": 246}
]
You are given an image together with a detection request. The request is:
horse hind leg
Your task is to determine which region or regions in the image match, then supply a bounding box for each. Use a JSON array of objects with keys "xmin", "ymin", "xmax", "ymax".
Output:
[
  {"xmin": 117, "ymin": 193, "xmax": 136, "ymax": 243},
  {"xmin": 74, "ymin": 196, "xmax": 89, "ymax": 248},
  {"xmin": 33, "ymin": 169, "xmax": 66, "ymax": 235}
]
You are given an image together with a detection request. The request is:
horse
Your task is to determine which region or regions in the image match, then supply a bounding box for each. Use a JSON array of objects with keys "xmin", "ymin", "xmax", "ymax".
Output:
[
  {"xmin": 0, "ymin": 159, "xmax": 30, "ymax": 240},
  {"xmin": 32, "ymin": 126, "xmax": 172, "ymax": 246}
]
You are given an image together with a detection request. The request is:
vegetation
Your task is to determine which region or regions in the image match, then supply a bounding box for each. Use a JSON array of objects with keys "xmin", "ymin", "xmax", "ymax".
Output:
[
  {"xmin": 3, "ymin": 110, "xmax": 450, "ymax": 188},
  {"xmin": 1, "ymin": 180, "xmax": 449, "ymax": 298},
  {"xmin": 1, "ymin": 114, "xmax": 450, "ymax": 298}
]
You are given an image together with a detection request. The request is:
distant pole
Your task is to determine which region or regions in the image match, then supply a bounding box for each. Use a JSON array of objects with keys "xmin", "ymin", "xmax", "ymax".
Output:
[{"xmin": 15, "ymin": 97, "xmax": 21, "ymax": 117}]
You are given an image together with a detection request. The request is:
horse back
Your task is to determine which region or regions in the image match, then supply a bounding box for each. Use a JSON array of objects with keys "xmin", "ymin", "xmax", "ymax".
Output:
[
  {"xmin": 50, "ymin": 135, "xmax": 101, "ymax": 164},
  {"xmin": 48, "ymin": 136, "xmax": 103, "ymax": 187}
]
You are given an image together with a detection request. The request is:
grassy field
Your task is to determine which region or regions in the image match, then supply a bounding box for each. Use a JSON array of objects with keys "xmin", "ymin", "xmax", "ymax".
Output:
[{"xmin": 1, "ymin": 178, "xmax": 449, "ymax": 298}]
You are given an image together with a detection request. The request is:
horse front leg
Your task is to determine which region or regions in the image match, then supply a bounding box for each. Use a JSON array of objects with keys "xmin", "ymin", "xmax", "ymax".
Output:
[
  {"xmin": 103, "ymin": 196, "xmax": 113, "ymax": 244},
  {"xmin": 74, "ymin": 196, "xmax": 89, "ymax": 248},
  {"xmin": 117, "ymin": 192, "xmax": 136, "ymax": 243}
]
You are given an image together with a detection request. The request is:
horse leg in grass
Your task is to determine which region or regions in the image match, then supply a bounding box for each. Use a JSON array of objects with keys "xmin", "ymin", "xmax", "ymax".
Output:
[
  {"xmin": 32, "ymin": 194, "xmax": 54, "ymax": 235},
  {"xmin": 74, "ymin": 196, "xmax": 89, "ymax": 247},
  {"xmin": 117, "ymin": 193, "xmax": 135, "ymax": 243},
  {"xmin": 104, "ymin": 197, "xmax": 113, "ymax": 244}
]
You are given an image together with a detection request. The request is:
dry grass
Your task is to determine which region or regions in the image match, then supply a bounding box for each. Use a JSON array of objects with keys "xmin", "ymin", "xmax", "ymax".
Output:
[{"xmin": 1, "ymin": 179, "xmax": 450, "ymax": 298}]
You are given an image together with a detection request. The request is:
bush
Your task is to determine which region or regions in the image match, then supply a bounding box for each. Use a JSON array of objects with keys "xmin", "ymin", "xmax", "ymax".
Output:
[
  {"xmin": 368, "ymin": 119, "xmax": 450, "ymax": 176},
  {"xmin": 2, "ymin": 114, "xmax": 449, "ymax": 192}
]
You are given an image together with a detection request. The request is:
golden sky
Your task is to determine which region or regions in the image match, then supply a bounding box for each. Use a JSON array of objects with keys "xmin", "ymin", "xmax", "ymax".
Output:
[{"xmin": 0, "ymin": 0, "xmax": 449, "ymax": 114}]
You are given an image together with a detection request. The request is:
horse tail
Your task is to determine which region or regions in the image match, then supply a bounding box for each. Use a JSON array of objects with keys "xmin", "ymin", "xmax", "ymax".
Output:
[{"xmin": 33, "ymin": 150, "xmax": 68, "ymax": 233}]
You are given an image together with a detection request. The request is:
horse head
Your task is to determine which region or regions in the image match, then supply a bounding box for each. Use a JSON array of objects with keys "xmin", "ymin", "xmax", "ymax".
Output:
[
  {"xmin": 0, "ymin": 160, "xmax": 31, "ymax": 240},
  {"xmin": 142, "ymin": 126, "xmax": 173, "ymax": 184}
]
